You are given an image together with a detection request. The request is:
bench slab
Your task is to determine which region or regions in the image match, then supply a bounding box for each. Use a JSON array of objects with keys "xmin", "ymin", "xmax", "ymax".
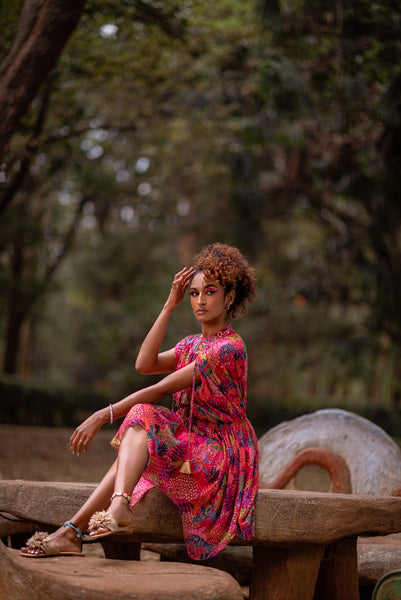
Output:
[
  {"xmin": 0, "ymin": 542, "xmax": 243, "ymax": 600},
  {"xmin": 1, "ymin": 480, "xmax": 401, "ymax": 545}
]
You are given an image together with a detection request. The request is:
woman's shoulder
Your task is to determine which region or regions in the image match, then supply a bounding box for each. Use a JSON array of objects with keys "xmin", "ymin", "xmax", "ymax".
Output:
[{"xmin": 209, "ymin": 327, "xmax": 247, "ymax": 361}]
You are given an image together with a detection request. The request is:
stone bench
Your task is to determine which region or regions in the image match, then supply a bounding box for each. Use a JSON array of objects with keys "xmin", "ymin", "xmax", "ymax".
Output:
[
  {"xmin": 140, "ymin": 535, "xmax": 401, "ymax": 591},
  {"xmin": 0, "ymin": 540, "xmax": 244, "ymax": 600},
  {"xmin": 358, "ymin": 535, "xmax": 401, "ymax": 587},
  {"xmin": 1, "ymin": 480, "xmax": 401, "ymax": 600}
]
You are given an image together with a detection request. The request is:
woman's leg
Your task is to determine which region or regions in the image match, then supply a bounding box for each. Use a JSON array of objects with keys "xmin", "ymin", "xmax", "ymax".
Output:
[
  {"xmin": 22, "ymin": 424, "xmax": 149, "ymax": 554},
  {"xmin": 89, "ymin": 424, "xmax": 149, "ymax": 535},
  {"xmin": 73, "ymin": 424, "xmax": 148, "ymax": 530},
  {"xmin": 21, "ymin": 459, "xmax": 117, "ymax": 555}
]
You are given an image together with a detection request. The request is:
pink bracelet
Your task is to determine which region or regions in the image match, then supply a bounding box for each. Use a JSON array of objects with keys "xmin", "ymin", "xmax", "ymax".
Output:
[{"xmin": 109, "ymin": 403, "xmax": 114, "ymax": 424}]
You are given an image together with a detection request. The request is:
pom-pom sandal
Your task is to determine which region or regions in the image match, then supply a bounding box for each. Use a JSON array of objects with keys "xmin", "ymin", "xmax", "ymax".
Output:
[
  {"xmin": 20, "ymin": 522, "xmax": 84, "ymax": 558},
  {"xmin": 87, "ymin": 510, "xmax": 132, "ymax": 541}
]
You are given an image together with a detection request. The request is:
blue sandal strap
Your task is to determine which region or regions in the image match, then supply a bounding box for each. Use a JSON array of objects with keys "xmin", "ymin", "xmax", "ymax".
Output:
[{"xmin": 64, "ymin": 521, "xmax": 84, "ymax": 541}]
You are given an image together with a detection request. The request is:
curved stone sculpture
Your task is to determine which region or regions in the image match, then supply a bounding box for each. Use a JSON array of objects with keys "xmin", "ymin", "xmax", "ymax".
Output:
[{"xmin": 258, "ymin": 409, "xmax": 401, "ymax": 495}]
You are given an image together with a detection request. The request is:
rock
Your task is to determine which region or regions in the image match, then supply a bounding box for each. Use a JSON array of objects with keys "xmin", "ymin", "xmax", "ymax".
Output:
[
  {"xmin": 2, "ymin": 481, "xmax": 401, "ymax": 545},
  {"xmin": 0, "ymin": 540, "xmax": 244, "ymax": 600},
  {"xmin": 358, "ymin": 535, "xmax": 401, "ymax": 586},
  {"xmin": 142, "ymin": 543, "xmax": 253, "ymax": 584},
  {"xmin": 258, "ymin": 409, "xmax": 401, "ymax": 495},
  {"xmin": 0, "ymin": 513, "xmax": 40, "ymax": 539},
  {"xmin": 2, "ymin": 480, "xmax": 401, "ymax": 600}
]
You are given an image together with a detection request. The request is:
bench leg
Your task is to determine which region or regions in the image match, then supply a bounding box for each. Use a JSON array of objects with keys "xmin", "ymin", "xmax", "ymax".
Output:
[
  {"xmin": 100, "ymin": 539, "xmax": 141, "ymax": 560},
  {"xmin": 313, "ymin": 537, "xmax": 359, "ymax": 600},
  {"xmin": 250, "ymin": 544, "xmax": 325, "ymax": 600}
]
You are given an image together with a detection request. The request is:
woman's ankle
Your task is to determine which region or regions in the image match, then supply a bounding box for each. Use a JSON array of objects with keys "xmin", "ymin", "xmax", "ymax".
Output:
[
  {"xmin": 110, "ymin": 494, "xmax": 131, "ymax": 510},
  {"xmin": 62, "ymin": 521, "xmax": 85, "ymax": 542}
]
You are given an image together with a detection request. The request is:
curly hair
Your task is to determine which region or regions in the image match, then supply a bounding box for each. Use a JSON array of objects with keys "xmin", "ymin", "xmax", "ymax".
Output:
[{"xmin": 192, "ymin": 242, "xmax": 257, "ymax": 319}]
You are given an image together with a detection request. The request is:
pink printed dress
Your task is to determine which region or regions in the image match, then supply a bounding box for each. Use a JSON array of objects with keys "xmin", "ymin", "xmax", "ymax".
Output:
[{"xmin": 111, "ymin": 324, "xmax": 259, "ymax": 560}]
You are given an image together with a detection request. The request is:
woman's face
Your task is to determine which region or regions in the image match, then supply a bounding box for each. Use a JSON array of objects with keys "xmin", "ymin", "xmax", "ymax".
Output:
[{"xmin": 189, "ymin": 271, "xmax": 227, "ymax": 326}]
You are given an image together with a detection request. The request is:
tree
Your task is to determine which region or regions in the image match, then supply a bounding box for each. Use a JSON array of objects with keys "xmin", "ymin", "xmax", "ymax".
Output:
[
  {"xmin": 2, "ymin": 0, "xmax": 400, "ymax": 415},
  {"xmin": 0, "ymin": 0, "xmax": 88, "ymax": 161},
  {"xmin": 1, "ymin": 0, "xmax": 257, "ymax": 378},
  {"xmin": 239, "ymin": 0, "xmax": 401, "ymax": 405}
]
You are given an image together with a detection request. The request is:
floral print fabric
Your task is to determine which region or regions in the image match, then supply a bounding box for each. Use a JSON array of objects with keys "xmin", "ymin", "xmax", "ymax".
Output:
[{"xmin": 110, "ymin": 324, "xmax": 259, "ymax": 560}]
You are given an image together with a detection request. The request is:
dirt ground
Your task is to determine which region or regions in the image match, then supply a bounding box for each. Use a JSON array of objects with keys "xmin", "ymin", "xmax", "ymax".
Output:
[
  {"xmin": 0, "ymin": 424, "xmax": 119, "ymax": 483},
  {"xmin": 0, "ymin": 424, "xmax": 328, "ymax": 488}
]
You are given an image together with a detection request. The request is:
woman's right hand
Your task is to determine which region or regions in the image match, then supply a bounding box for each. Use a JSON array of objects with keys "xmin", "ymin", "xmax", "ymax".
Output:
[
  {"xmin": 165, "ymin": 266, "xmax": 195, "ymax": 308},
  {"xmin": 70, "ymin": 409, "xmax": 105, "ymax": 456}
]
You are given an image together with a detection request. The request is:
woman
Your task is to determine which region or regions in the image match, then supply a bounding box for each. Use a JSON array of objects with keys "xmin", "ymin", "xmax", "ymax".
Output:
[{"xmin": 21, "ymin": 242, "xmax": 259, "ymax": 561}]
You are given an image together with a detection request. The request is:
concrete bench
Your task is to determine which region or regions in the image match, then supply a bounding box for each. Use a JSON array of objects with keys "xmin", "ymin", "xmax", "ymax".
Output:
[{"xmin": 1, "ymin": 480, "xmax": 401, "ymax": 600}]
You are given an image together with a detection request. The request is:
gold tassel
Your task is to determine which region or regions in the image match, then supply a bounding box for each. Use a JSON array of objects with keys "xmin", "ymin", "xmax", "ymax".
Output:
[{"xmin": 179, "ymin": 460, "xmax": 191, "ymax": 475}]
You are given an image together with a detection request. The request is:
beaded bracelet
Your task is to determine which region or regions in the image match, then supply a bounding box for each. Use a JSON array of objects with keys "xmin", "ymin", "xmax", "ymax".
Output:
[
  {"xmin": 109, "ymin": 403, "xmax": 114, "ymax": 425},
  {"xmin": 111, "ymin": 490, "xmax": 132, "ymax": 504}
]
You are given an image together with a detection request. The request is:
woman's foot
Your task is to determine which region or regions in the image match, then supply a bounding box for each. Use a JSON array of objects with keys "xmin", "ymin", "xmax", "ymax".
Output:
[
  {"xmin": 20, "ymin": 522, "xmax": 84, "ymax": 557},
  {"xmin": 88, "ymin": 496, "xmax": 132, "ymax": 539}
]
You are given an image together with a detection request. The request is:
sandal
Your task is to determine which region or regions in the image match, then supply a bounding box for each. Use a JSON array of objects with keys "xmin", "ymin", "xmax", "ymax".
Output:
[
  {"xmin": 87, "ymin": 490, "xmax": 132, "ymax": 541},
  {"xmin": 20, "ymin": 521, "xmax": 85, "ymax": 558},
  {"xmin": 87, "ymin": 511, "xmax": 132, "ymax": 541}
]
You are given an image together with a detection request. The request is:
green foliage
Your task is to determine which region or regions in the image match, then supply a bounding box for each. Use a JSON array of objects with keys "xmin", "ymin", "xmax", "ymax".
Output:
[
  {"xmin": 0, "ymin": 0, "xmax": 25, "ymax": 60},
  {"xmin": 0, "ymin": 374, "xmax": 111, "ymax": 427},
  {"xmin": 1, "ymin": 0, "xmax": 401, "ymax": 424}
]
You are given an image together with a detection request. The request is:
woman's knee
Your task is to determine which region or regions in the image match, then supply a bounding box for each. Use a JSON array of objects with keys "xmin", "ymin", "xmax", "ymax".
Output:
[{"xmin": 121, "ymin": 423, "xmax": 147, "ymax": 447}]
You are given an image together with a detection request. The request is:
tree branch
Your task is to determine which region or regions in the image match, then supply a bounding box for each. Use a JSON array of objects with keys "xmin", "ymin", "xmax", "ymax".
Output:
[
  {"xmin": 44, "ymin": 197, "xmax": 87, "ymax": 285},
  {"xmin": 24, "ymin": 197, "xmax": 88, "ymax": 312}
]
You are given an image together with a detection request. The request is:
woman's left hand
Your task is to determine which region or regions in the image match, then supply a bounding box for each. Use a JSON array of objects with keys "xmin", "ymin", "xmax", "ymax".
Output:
[{"xmin": 70, "ymin": 410, "xmax": 104, "ymax": 456}]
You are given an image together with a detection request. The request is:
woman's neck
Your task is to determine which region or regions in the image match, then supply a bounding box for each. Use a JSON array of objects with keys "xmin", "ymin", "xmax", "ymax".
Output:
[{"xmin": 201, "ymin": 319, "xmax": 229, "ymax": 338}]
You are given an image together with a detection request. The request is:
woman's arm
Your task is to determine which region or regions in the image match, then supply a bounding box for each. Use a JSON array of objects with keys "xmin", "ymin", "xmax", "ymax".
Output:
[
  {"xmin": 114, "ymin": 361, "xmax": 197, "ymax": 418},
  {"xmin": 135, "ymin": 266, "xmax": 194, "ymax": 374},
  {"xmin": 70, "ymin": 361, "xmax": 198, "ymax": 454}
]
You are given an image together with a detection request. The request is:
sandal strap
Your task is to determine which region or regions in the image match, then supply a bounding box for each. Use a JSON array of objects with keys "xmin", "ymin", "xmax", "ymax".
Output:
[
  {"xmin": 64, "ymin": 521, "xmax": 84, "ymax": 541},
  {"xmin": 111, "ymin": 490, "xmax": 132, "ymax": 504}
]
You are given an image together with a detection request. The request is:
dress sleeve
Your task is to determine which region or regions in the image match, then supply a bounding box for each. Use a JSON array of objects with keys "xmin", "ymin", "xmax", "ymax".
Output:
[
  {"xmin": 174, "ymin": 335, "xmax": 194, "ymax": 370},
  {"xmin": 174, "ymin": 337, "xmax": 186, "ymax": 370}
]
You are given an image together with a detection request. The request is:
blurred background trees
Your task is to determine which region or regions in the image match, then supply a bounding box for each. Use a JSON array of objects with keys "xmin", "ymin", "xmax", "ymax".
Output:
[{"xmin": 1, "ymin": 0, "xmax": 400, "ymax": 434}]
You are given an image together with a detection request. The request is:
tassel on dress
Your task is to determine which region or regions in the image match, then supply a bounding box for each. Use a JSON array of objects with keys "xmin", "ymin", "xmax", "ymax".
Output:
[
  {"xmin": 180, "ymin": 460, "xmax": 191, "ymax": 475},
  {"xmin": 178, "ymin": 365, "xmax": 196, "ymax": 476}
]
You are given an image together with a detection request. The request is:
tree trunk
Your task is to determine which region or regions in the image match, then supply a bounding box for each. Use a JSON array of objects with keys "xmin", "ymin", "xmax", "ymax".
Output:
[
  {"xmin": 3, "ymin": 306, "xmax": 26, "ymax": 375},
  {"xmin": 0, "ymin": 0, "xmax": 87, "ymax": 160},
  {"xmin": 3, "ymin": 239, "xmax": 26, "ymax": 374},
  {"xmin": 17, "ymin": 314, "xmax": 34, "ymax": 377}
]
